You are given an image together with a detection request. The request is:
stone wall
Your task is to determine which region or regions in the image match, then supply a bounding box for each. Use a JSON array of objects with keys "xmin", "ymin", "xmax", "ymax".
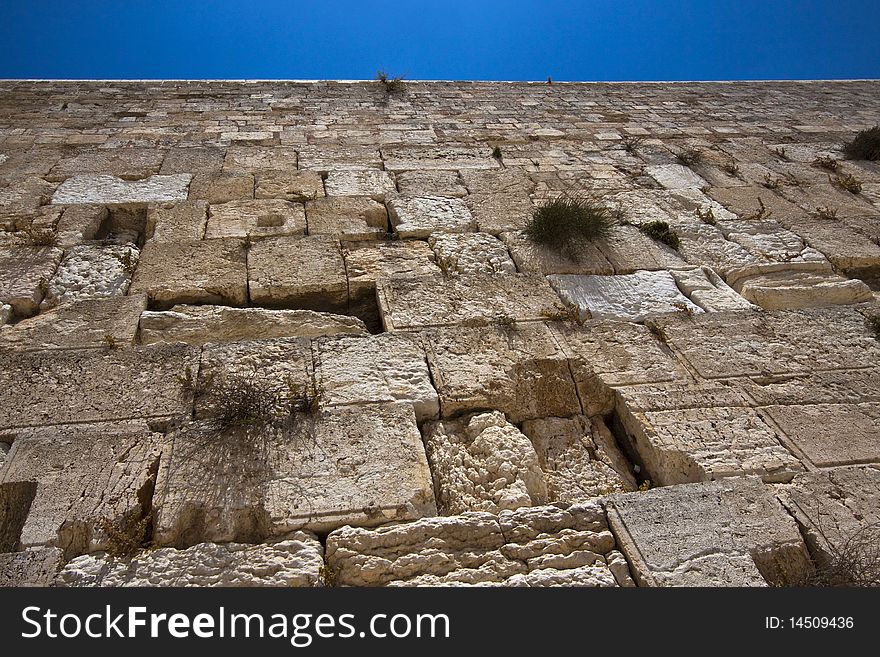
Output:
[{"xmin": 1, "ymin": 80, "xmax": 878, "ymax": 586}]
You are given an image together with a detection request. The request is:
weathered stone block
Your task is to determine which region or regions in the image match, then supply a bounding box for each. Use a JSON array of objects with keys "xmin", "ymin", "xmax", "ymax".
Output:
[
  {"xmin": 41, "ymin": 243, "xmax": 139, "ymax": 309},
  {"xmin": 500, "ymin": 230, "xmax": 613, "ymax": 275},
  {"xmin": 146, "ymin": 201, "xmax": 208, "ymax": 243},
  {"xmin": 205, "ymin": 199, "xmax": 306, "ymax": 239},
  {"xmin": 305, "ymin": 196, "xmax": 388, "ymax": 241},
  {"xmin": 222, "ymin": 146, "xmax": 298, "ymax": 172},
  {"xmin": 159, "ymin": 147, "xmax": 225, "ymax": 175},
  {"xmin": 59, "ymin": 535, "xmax": 324, "ymax": 587},
  {"xmin": 382, "ymin": 146, "xmax": 500, "ymax": 173},
  {"xmin": 0, "ymin": 547, "xmax": 63, "ymax": 586},
  {"xmin": 387, "ymin": 195, "xmax": 475, "ymax": 238},
  {"xmin": 607, "ymin": 477, "xmax": 812, "ymax": 586},
  {"xmin": 131, "ymin": 238, "xmax": 248, "ymax": 308},
  {"xmin": 52, "ymin": 174, "xmax": 191, "ymax": 205},
  {"xmin": 248, "ymin": 235, "xmax": 347, "ymax": 311},
  {"xmin": 255, "ymin": 171, "xmax": 324, "ymax": 201},
  {"xmin": 597, "ymin": 225, "xmax": 689, "ymax": 273},
  {"xmin": 645, "ymin": 164, "xmax": 707, "ymax": 189},
  {"xmin": 735, "ymin": 270, "xmax": 873, "ymax": 310},
  {"xmin": 0, "ymin": 245, "xmax": 64, "ymax": 316},
  {"xmin": 670, "ymin": 267, "xmax": 755, "ymax": 312},
  {"xmin": 429, "ymin": 232, "xmax": 516, "ymax": 275},
  {"xmin": 55, "ymin": 204, "xmax": 106, "ymax": 247},
  {"xmin": 49, "ymin": 148, "xmax": 164, "ymax": 181},
  {"xmin": 395, "ymin": 170, "xmax": 466, "ymax": 198},
  {"xmin": 188, "ymin": 172, "xmax": 255, "ymax": 203},
  {"xmin": 324, "ymin": 170, "xmax": 396, "ymax": 200},
  {"xmin": 153, "ymin": 403, "xmax": 436, "ymax": 544}
]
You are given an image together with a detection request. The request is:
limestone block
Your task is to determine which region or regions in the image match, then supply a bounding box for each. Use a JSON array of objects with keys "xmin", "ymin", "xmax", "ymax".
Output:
[
  {"xmin": 0, "ymin": 245, "xmax": 64, "ymax": 316},
  {"xmin": 736, "ymin": 270, "xmax": 873, "ymax": 310},
  {"xmin": 0, "ymin": 342, "xmax": 198, "ymax": 429},
  {"xmin": 55, "ymin": 204, "xmax": 106, "ymax": 247},
  {"xmin": 0, "ymin": 548, "xmax": 64, "ymax": 586},
  {"xmin": 41, "ymin": 243, "xmax": 139, "ymax": 309},
  {"xmin": 718, "ymin": 219, "xmax": 830, "ymax": 269},
  {"xmin": 0, "ymin": 422, "xmax": 162, "ymax": 558},
  {"xmin": 325, "ymin": 502, "xmax": 623, "ymax": 587},
  {"xmin": 423, "ymin": 412, "xmax": 549, "ymax": 515},
  {"xmin": 314, "ymin": 333, "xmax": 439, "ymax": 422},
  {"xmin": 205, "ymin": 199, "xmax": 306, "ymax": 239},
  {"xmin": 597, "ymin": 225, "xmax": 689, "ymax": 274},
  {"xmin": 139, "ymin": 305, "xmax": 366, "ymax": 345},
  {"xmin": 465, "ymin": 190, "xmax": 535, "ymax": 235},
  {"xmin": 500, "ymin": 230, "xmax": 613, "ymax": 275},
  {"xmin": 159, "ymin": 147, "xmax": 225, "ymax": 175},
  {"xmin": 377, "ymin": 273, "xmax": 561, "ymax": 331},
  {"xmin": 764, "ymin": 403, "xmax": 880, "ymax": 468},
  {"xmin": 607, "ymin": 477, "xmax": 812, "ymax": 586},
  {"xmin": 52, "ymin": 174, "xmax": 192, "ymax": 205},
  {"xmin": 645, "ymin": 164, "xmax": 707, "ymax": 189},
  {"xmin": 152, "ymin": 403, "xmax": 436, "ymax": 545},
  {"xmin": 388, "ymin": 195, "xmax": 476, "ymax": 238},
  {"xmin": 780, "ymin": 183, "xmax": 879, "ymax": 219},
  {"xmin": 255, "ymin": 171, "xmax": 324, "ymax": 201},
  {"xmin": 423, "ymin": 323, "xmax": 581, "ymax": 422},
  {"xmin": 305, "ymin": 196, "xmax": 388, "ymax": 241},
  {"xmin": 343, "ymin": 240, "xmax": 440, "ymax": 300},
  {"xmin": 548, "ymin": 271, "xmax": 703, "ymax": 322},
  {"xmin": 222, "ymin": 146, "xmax": 298, "ymax": 172},
  {"xmin": 194, "ymin": 337, "xmax": 312, "ymax": 421},
  {"xmin": 324, "ymin": 170, "xmax": 396, "ymax": 200},
  {"xmin": 741, "ymin": 369, "xmax": 880, "ymax": 407},
  {"xmin": 0, "ymin": 295, "xmax": 146, "ymax": 351},
  {"xmin": 617, "ymin": 402, "xmax": 803, "ymax": 485},
  {"xmin": 788, "ymin": 218, "xmax": 880, "ymax": 274},
  {"xmin": 777, "ymin": 467, "xmax": 880, "ymax": 575},
  {"xmin": 396, "ymin": 170, "xmax": 467, "ymax": 198},
  {"xmin": 188, "ymin": 172, "xmax": 255, "ymax": 203},
  {"xmin": 297, "ymin": 146, "xmax": 382, "ymax": 173},
  {"xmin": 0, "ymin": 177, "xmax": 57, "ymax": 215},
  {"xmin": 520, "ymin": 416, "xmax": 637, "ymax": 500},
  {"xmin": 248, "ymin": 235, "xmax": 347, "ymax": 311},
  {"xmin": 49, "ymin": 148, "xmax": 164, "ymax": 180},
  {"xmin": 670, "ymin": 267, "xmax": 756, "ymax": 312},
  {"xmin": 146, "ymin": 201, "xmax": 208, "ymax": 243},
  {"xmin": 59, "ymin": 535, "xmax": 324, "ymax": 587},
  {"xmin": 671, "ymin": 219, "xmax": 769, "ymax": 282},
  {"xmin": 130, "ymin": 238, "xmax": 248, "ymax": 308},
  {"xmin": 429, "ymin": 232, "xmax": 516, "ymax": 275},
  {"xmin": 706, "ymin": 186, "xmax": 808, "ymax": 227},
  {"xmin": 382, "ymin": 146, "xmax": 500, "ymax": 173},
  {"xmin": 551, "ymin": 321, "xmax": 689, "ymax": 416}
]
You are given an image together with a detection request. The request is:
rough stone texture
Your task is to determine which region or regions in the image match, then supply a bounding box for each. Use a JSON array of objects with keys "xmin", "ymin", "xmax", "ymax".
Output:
[
  {"xmin": 343, "ymin": 239, "xmax": 440, "ymax": 299},
  {"xmin": 423, "ymin": 412, "xmax": 549, "ymax": 515},
  {"xmin": 0, "ymin": 548, "xmax": 64, "ymax": 586},
  {"xmin": 314, "ymin": 333, "xmax": 439, "ymax": 422},
  {"xmin": 0, "ymin": 343, "xmax": 198, "ymax": 429},
  {"xmin": 396, "ymin": 170, "xmax": 467, "ymax": 198},
  {"xmin": 255, "ymin": 171, "xmax": 324, "ymax": 201},
  {"xmin": 462, "ymin": 169, "xmax": 535, "ymax": 235},
  {"xmin": 388, "ymin": 195, "xmax": 475, "ymax": 238},
  {"xmin": 326, "ymin": 502, "xmax": 628, "ymax": 587},
  {"xmin": 0, "ymin": 245, "xmax": 64, "ymax": 316},
  {"xmin": 305, "ymin": 196, "xmax": 388, "ymax": 241},
  {"xmin": 205, "ymin": 199, "xmax": 306, "ymax": 239},
  {"xmin": 382, "ymin": 146, "xmax": 500, "ymax": 173},
  {"xmin": 735, "ymin": 270, "xmax": 873, "ymax": 310},
  {"xmin": 55, "ymin": 204, "xmax": 106, "ymax": 246},
  {"xmin": 645, "ymin": 164, "xmax": 707, "ymax": 189},
  {"xmin": 0, "ymin": 422, "xmax": 162, "ymax": 558},
  {"xmin": 59, "ymin": 535, "xmax": 324, "ymax": 587},
  {"xmin": 598, "ymin": 225, "xmax": 690, "ymax": 274},
  {"xmin": 0, "ymin": 295, "xmax": 146, "ymax": 350},
  {"xmin": 153, "ymin": 403, "xmax": 436, "ymax": 545},
  {"xmin": 670, "ymin": 267, "xmax": 755, "ymax": 312},
  {"xmin": 500, "ymin": 230, "xmax": 614, "ymax": 275},
  {"xmin": 188, "ymin": 172, "xmax": 255, "ymax": 203},
  {"xmin": 146, "ymin": 201, "xmax": 208, "ymax": 243},
  {"xmin": 520, "ymin": 416, "xmax": 637, "ymax": 500},
  {"xmin": 248, "ymin": 235, "xmax": 348, "ymax": 311},
  {"xmin": 607, "ymin": 477, "xmax": 812, "ymax": 586},
  {"xmin": 0, "ymin": 303, "xmax": 11, "ymax": 326},
  {"xmin": 130, "ymin": 238, "xmax": 248, "ymax": 308},
  {"xmin": 223, "ymin": 146, "xmax": 298, "ymax": 173},
  {"xmin": 423, "ymin": 323, "xmax": 581, "ymax": 422},
  {"xmin": 49, "ymin": 148, "xmax": 164, "ymax": 181},
  {"xmin": 549, "ymin": 270, "xmax": 703, "ymax": 322},
  {"xmin": 52, "ymin": 174, "xmax": 192, "ymax": 205},
  {"xmin": 139, "ymin": 305, "xmax": 367, "ymax": 345},
  {"xmin": 429, "ymin": 231, "xmax": 516, "ymax": 275},
  {"xmin": 377, "ymin": 273, "xmax": 562, "ymax": 330},
  {"xmin": 324, "ymin": 170, "xmax": 396, "ymax": 200},
  {"xmin": 41, "ymin": 243, "xmax": 139, "ymax": 309}
]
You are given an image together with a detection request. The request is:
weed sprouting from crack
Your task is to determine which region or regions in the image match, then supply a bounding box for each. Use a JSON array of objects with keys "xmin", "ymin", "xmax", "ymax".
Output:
[
  {"xmin": 743, "ymin": 197, "xmax": 772, "ymax": 221},
  {"xmin": 829, "ymin": 173, "xmax": 862, "ymax": 194},
  {"xmin": 640, "ymin": 220, "xmax": 680, "ymax": 250},
  {"xmin": 523, "ymin": 192, "xmax": 615, "ymax": 259}
]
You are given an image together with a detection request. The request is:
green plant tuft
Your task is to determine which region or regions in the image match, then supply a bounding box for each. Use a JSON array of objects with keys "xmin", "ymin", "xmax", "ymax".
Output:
[
  {"xmin": 491, "ymin": 146, "xmax": 502, "ymax": 160},
  {"xmin": 376, "ymin": 69, "xmax": 405, "ymax": 94},
  {"xmin": 843, "ymin": 126, "xmax": 880, "ymax": 161},
  {"xmin": 829, "ymin": 173, "xmax": 862, "ymax": 194},
  {"xmin": 640, "ymin": 220, "xmax": 680, "ymax": 250},
  {"xmin": 523, "ymin": 194, "xmax": 615, "ymax": 254}
]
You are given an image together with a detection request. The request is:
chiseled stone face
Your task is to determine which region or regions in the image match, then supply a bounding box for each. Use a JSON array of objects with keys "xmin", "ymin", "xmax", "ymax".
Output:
[
  {"xmin": 205, "ymin": 199, "xmax": 306, "ymax": 239},
  {"xmin": 387, "ymin": 195, "xmax": 475, "ymax": 238},
  {"xmin": 305, "ymin": 196, "xmax": 388, "ymax": 241}
]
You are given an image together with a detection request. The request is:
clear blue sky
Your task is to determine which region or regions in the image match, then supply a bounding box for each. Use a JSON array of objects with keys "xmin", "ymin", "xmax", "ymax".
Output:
[{"xmin": 1, "ymin": 0, "xmax": 878, "ymax": 80}]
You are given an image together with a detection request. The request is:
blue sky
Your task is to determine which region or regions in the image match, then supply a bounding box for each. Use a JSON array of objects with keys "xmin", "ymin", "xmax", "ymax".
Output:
[{"xmin": 1, "ymin": 1, "xmax": 878, "ymax": 80}]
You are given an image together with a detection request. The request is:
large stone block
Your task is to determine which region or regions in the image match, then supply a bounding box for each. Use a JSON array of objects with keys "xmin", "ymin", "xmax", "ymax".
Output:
[
  {"xmin": 598, "ymin": 225, "xmax": 689, "ymax": 274},
  {"xmin": 248, "ymin": 235, "xmax": 347, "ymax": 311},
  {"xmin": 222, "ymin": 146, "xmax": 298, "ymax": 172},
  {"xmin": 297, "ymin": 146, "xmax": 382, "ymax": 173},
  {"xmin": 428, "ymin": 232, "xmax": 516, "ymax": 275},
  {"xmin": 382, "ymin": 146, "xmax": 500, "ymax": 173},
  {"xmin": 146, "ymin": 201, "xmax": 208, "ymax": 243},
  {"xmin": 152, "ymin": 403, "xmax": 436, "ymax": 545},
  {"xmin": 0, "ymin": 422, "xmax": 162, "ymax": 558},
  {"xmin": 387, "ymin": 195, "xmax": 475, "ymax": 238},
  {"xmin": 205, "ymin": 199, "xmax": 306, "ymax": 239},
  {"xmin": 324, "ymin": 170, "xmax": 396, "ymax": 200},
  {"xmin": 0, "ymin": 245, "xmax": 64, "ymax": 316},
  {"xmin": 139, "ymin": 305, "xmax": 366, "ymax": 346},
  {"xmin": 314, "ymin": 333, "xmax": 439, "ymax": 422},
  {"xmin": 377, "ymin": 273, "xmax": 561, "ymax": 331},
  {"xmin": 423, "ymin": 323, "xmax": 581, "ymax": 422},
  {"xmin": 58, "ymin": 535, "xmax": 324, "ymax": 587},
  {"xmin": 462, "ymin": 169, "xmax": 535, "ymax": 235},
  {"xmin": 0, "ymin": 343, "xmax": 198, "ymax": 429},
  {"xmin": 41, "ymin": 243, "xmax": 139, "ymax": 309},
  {"xmin": 130, "ymin": 238, "xmax": 248, "ymax": 308},
  {"xmin": 607, "ymin": 477, "xmax": 812, "ymax": 586},
  {"xmin": 735, "ymin": 270, "xmax": 873, "ymax": 310},
  {"xmin": 159, "ymin": 147, "xmax": 225, "ymax": 175},
  {"xmin": 645, "ymin": 164, "xmax": 707, "ymax": 189},
  {"xmin": 48, "ymin": 148, "xmax": 164, "ymax": 181},
  {"xmin": 255, "ymin": 171, "xmax": 324, "ymax": 201},
  {"xmin": 305, "ymin": 196, "xmax": 388, "ymax": 241},
  {"xmin": 500, "ymin": 230, "xmax": 614, "ymax": 275},
  {"xmin": 395, "ymin": 170, "xmax": 467, "ymax": 198},
  {"xmin": 188, "ymin": 172, "xmax": 254, "ymax": 203},
  {"xmin": 52, "ymin": 174, "xmax": 192, "ymax": 205},
  {"xmin": 326, "ymin": 502, "xmax": 628, "ymax": 587}
]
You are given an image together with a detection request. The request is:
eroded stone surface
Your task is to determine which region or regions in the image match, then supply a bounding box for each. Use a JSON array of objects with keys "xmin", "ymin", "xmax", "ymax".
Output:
[
  {"xmin": 205, "ymin": 199, "xmax": 306, "ymax": 239},
  {"xmin": 388, "ymin": 195, "xmax": 475, "ymax": 238},
  {"xmin": 0, "ymin": 548, "xmax": 64, "ymax": 586},
  {"xmin": 255, "ymin": 171, "xmax": 324, "ymax": 201},
  {"xmin": 0, "ymin": 245, "xmax": 64, "ymax": 316},
  {"xmin": 146, "ymin": 201, "xmax": 208, "ymax": 243},
  {"xmin": 324, "ymin": 170, "xmax": 396, "ymax": 200},
  {"xmin": 52, "ymin": 174, "xmax": 191, "ymax": 205},
  {"xmin": 305, "ymin": 196, "xmax": 388, "ymax": 241},
  {"xmin": 429, "ymin": 231, "xmax": 516, "ymax": 275},
  {"xmin": 41, "ymin": 243, "xmax": 139, "ymax": 309}
]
